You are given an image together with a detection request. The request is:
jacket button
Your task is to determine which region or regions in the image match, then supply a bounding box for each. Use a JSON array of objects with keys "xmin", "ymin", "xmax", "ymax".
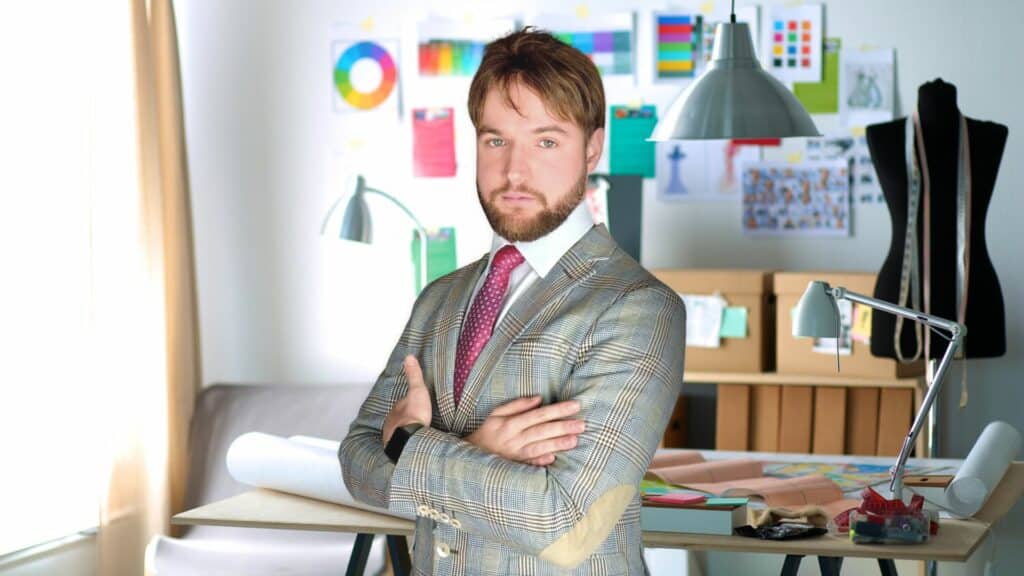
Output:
[
  {"xmin": 451, "ymin": 518, "xmax": 462, "ymax": 529},
  {"xmin": 435, "ymin": 542, "xmax": 451, "ymax": 558},
  {"xmin": 416, "ymin": 504, "xmax": 430, "ymax": 516},
  {"xmin": 439, "ymin": 513, "xmax": 450, "ymax": 524}
]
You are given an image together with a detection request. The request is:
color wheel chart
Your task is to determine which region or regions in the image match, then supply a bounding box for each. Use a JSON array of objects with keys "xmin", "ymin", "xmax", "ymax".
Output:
[
  {"xmin": 654, "ymin": 14, "xmax": 700, "ymax": 79},
  {"xmin": 418, "ymin": 40, "xmax": 486, "ymax": 76},
  {"xmin": 764, "ymin": 4, "xmax": 822, "ymax": 83},
  {"xmin": 332, "ymin": 39, "xmax": 399, "ymax": 113}
]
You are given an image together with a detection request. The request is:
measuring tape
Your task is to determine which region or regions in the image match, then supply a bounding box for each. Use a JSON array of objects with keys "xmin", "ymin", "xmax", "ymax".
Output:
[{"xmin": 894, "ymin": 115, "xmax": 924, "ymax": 363}]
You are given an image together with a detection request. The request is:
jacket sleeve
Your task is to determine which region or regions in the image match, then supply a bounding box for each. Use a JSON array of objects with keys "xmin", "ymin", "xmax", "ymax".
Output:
[{"xmin": 385, "ymin": 284, "xmax": 685, "ymax": 569}]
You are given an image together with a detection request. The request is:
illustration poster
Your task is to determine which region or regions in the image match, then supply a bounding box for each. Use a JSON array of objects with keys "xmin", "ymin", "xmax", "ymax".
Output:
[
  {"xmin": 741, "ymin": 161, "xmax": 850, "ymax": 236},
  {"xmin": 839, "ymin": 48, "xmax": 895, "ymax": 127}
]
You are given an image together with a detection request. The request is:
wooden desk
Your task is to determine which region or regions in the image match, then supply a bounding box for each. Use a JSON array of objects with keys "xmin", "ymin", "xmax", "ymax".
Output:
[{"xmin": 173, "ymin": 462, "xmax": 1024, "ymax": 576}]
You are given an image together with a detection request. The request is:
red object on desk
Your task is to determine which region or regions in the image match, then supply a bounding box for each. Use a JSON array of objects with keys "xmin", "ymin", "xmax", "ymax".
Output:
[{"xmin": 645, "ymin": 493, "xmax": 707, "ymax": 506}]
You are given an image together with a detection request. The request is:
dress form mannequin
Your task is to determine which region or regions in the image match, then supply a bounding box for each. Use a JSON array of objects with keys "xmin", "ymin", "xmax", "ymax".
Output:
[{"xmin": 867, "ymin": 79, "xmax": 1007, "ymax": 360}]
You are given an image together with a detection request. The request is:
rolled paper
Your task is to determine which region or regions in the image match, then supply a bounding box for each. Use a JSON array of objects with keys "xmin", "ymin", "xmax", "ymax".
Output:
[{"xmin": 945, "ymin": 421, "xmax": 1023, "ymax": 518}]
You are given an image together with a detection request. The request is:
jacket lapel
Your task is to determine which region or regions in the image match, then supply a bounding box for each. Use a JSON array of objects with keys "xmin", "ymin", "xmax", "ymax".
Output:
[
  {"xmin": 450, "ymin": 225, "xmax": 616, "ymax": 434},
  {"xmin": 434, "ymin": 254, "xmax": 488, "ymax": 432}
]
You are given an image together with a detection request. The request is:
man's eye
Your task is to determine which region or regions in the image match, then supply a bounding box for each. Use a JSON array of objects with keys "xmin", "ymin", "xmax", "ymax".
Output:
[
  {"xmin": 539, "ymin": 138, "xmax": 557, "ymax": 148},
  {"xmin": 487, "ymin": 138, "xmax": 505, "ymax": 147}
]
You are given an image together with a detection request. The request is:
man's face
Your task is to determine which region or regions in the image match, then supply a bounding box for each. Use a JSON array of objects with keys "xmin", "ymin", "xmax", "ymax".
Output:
[{"xmin": 476, "ymin": 82, "xmax": 604, "ymax": 242}]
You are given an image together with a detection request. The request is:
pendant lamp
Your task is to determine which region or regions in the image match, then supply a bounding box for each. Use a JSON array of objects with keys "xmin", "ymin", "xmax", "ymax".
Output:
[{"xmin": 650, "ymin": 3, "xmax": 820, "ymax": 140}]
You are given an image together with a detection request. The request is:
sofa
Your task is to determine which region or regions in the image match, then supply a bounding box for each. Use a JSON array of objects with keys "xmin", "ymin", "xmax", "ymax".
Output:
[{"xmin": 148, "ymin": 383, "xmax": 387, "ymax": 575}]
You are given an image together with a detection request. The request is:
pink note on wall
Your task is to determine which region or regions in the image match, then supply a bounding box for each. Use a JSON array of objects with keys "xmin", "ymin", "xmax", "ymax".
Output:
[{"xmin": 412, "ymin": 107, "xmax": 456, "ymax": 178}]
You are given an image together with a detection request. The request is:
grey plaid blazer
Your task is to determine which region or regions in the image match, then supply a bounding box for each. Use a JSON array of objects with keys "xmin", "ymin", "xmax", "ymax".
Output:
[{"xmin": 340, "ymin": 225, "xmax": 685, "ymax": 575}]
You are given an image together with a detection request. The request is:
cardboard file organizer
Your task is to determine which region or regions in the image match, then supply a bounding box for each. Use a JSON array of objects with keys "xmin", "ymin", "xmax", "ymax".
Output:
[{"xmin": 651, "ymin": 269, "xmax": 774, "ymax": 373}]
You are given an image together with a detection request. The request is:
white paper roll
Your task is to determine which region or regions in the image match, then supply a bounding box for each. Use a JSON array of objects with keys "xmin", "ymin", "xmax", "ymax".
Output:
[
  {"xmin": 944, "ymin": 421, "xmax": 1023, "ymax": 518},
  {"xmin": 225, "ymin": 432, "xmax": 413, "ymax": 519}
]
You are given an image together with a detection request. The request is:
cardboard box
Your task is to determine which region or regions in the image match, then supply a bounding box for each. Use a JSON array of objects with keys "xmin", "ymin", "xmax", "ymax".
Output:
[
  {"xmin": 652, "ymin": 269, "xmax": 774, "ymax": 373},
  {"xmin": 778, "ymin": 386, "xmax": 814, "ymax": 453},
  {"xmin": 774, "ymin": 272, "xmax": 924, "ymax": 378},
  {"xmin": 876, "ymin": 388, "xmax": 913, "ymax": 456},
  {"xmin": 812, "ymin": 387, "xmax": 847, "ymax": 454},
  {"xmin": 715, "ymin": 384, "xmax": 750, "ymax": 450},
  {"xmin": 845, "ymin": 388, "xmax": 880, "ymax": 455},
  {"xmin": 750, "ymin": 385, "xmax": 782, "ymax": 452}
]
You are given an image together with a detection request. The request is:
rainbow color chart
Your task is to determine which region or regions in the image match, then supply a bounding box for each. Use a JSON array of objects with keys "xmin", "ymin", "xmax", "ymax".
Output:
[
  {"xmin": 418, "ymin": 40, "xmax": 486, "ymax": 76},
  {"xmin": 553, "ymin": 31, "xmax": 633, "ymax": 75},
  {"xmin": 655, "ymin": 14, "xmax": 700, "ymax": 79},
  {"xmin": 333, "ymin": 40, "xmax": 397, "ymax": 111}
]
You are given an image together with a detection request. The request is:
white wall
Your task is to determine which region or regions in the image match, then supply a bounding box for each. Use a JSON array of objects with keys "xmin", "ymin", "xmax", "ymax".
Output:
[{"xmin": 176, "ymin": 0, "xmax": 1023, "ymax": 573}]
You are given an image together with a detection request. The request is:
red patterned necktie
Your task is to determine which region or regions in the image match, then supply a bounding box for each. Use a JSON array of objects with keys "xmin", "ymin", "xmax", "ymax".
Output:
[{"xmin": 453, "ymin": 245, "xmax": 525, "ymax": 406}]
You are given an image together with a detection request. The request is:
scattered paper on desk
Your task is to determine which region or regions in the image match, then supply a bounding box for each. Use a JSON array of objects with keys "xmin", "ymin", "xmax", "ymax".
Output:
[
  {"xmin": 793, "ymin": 37, "xmax": 840, "ymax": 114},
  {"xmin": 720, "ymin": 307, "xmax": 748, "ymax": 338},
  {"xmin": 412, "ymin": 107, "xmax": 456, "ymax": 177},
  {"xmin": 839, "ymin": 48, "xmax": 895, "ymax": 127},
  {"xmin": 763, "ymin": 4, "xmax": 823, "ymax": 83},
  {"xmin": 813, "ymin": 299, "xmax": 853, "ymax": 355},
  {"xmin": 679, "ymin": 293, "xmax": 726, "ymax": 348},
  {"xmin": 850, "ymin": 303, "xmax": 872, "ymax": 344},
  {"xmin": 610, "ymin": 105, "xmax": 657, "ymax": 177}
]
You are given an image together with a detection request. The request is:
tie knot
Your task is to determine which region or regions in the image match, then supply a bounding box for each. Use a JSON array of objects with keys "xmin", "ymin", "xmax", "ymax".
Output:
[{"xmin": 492, "ymin": 245, "xmax": 525, "ymax": 272}]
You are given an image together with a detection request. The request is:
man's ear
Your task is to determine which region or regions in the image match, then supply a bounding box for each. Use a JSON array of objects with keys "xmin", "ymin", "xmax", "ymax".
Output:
[{"xmin": 585, "ymin": 128, "xmax": 605, "ymax": 173}]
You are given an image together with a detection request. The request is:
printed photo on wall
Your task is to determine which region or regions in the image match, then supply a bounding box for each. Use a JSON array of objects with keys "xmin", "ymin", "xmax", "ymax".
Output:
[
  {"xmin": 805, "ymin": 133, "xmax": 883, "ymax": 203},
  {"xmin": 741, "ymin": 161, "xmax": 850, "ymax": 236},
  {"xmin": 839, "ymin": 48, "xmax": 895, "ymax": 127}
]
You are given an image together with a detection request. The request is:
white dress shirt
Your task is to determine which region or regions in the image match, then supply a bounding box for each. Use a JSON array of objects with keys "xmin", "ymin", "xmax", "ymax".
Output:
[{"xmin": 468, "ymin": 201, "xmax": 596, "ymax": 326}]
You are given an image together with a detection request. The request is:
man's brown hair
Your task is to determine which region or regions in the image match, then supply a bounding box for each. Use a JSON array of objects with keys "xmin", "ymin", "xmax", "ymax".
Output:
[{"xmin": 468, "ymin": 27, "xmax": 605, "ymax": 139}]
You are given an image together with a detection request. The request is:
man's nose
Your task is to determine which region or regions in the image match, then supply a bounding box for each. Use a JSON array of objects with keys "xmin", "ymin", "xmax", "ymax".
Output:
[{"xmin": 505, "ymin": 143, "xmax": 530, "ymax": 186}]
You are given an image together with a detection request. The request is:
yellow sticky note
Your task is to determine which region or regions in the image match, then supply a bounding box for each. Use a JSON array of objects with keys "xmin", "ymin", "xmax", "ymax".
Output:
[
  {"xmin": 699, "ymin": 1, "xmax": 716, "ymax": 15},
  {"xmin": 851, "ymin": 304, "xmax": 872, "ymax": 344},
  {"xmin": 786, "ymin": 151, "xmax": 803, "ymax": 163},
  {"xmin": 850, "ymin": 126, "xmax": 867, "ymax": 137},
  {"xmin": 360, "ymin": 17, "xmax": 375, "ymax": 32},
  {"xmin": 576, "ymin": 4, "xmax": 590, "ymax": 19}
]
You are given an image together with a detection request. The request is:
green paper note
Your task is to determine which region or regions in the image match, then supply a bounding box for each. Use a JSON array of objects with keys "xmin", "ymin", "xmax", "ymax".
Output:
[
  {"xmin": 793, "ymin": 38, "xmax": 840, "ymax": 114},
  {"xmin": 706, "ymin": 497, "xmax": 749, "ymax": 506},
  {"xmin": 609, "ymin": 105, "xmax": 657, "ymax": 178},
  {"xmin": 720, "ymin": 306, "xmax": 748, "ymax": 338},
  {"xmin": 411, "ymin": 227, "xmax": 457, "ymax": 293}
]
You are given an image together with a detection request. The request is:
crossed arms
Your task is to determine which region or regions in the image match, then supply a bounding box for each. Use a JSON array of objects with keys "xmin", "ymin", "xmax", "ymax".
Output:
[{"xmin": 338, "ymin": 284, "xmax": 685, "ymax": 568}]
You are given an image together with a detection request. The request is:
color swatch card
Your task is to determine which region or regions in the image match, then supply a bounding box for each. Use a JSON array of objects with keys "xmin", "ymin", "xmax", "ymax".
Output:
[
  {"xmin": 532, "ymin": 12, "xmax": 635, "ymax": 76},
  {"xmin": 741, "ymin": 160, "xmax": 850, "ymax": 236},
  {"xmin": 416, "ymin": 16, "xmax": 515, "ymax": 77},
  {"xmin": 609, "ymin": 105, "xmax": 656, "ymax": 177},
  {"xmin": 653, "ymin": 12, "xmax": 701, "ymax": 80},
  {"xmin": 763, "ymin": 4, "xmax": 823, "ymax": 83},
  {"xmin": 412, "ymin": 107, "xmax": 456, "ymax": 178},
  {"xmin": 793, "ymin": 37, "xmax": 840, "ymax": 114},
  {"xmin": 331, "ymin": 38, "xmax": 400, "ymax": 115}
]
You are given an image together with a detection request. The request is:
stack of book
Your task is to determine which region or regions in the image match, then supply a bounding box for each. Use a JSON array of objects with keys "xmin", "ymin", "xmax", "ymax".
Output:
[{"xmin": 640, "ymin": 493, "xmax": 748, "ymax": 536}]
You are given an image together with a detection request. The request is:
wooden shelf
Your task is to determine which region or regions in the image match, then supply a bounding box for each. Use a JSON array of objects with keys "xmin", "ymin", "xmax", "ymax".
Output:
[{"xmin": 685, "ymin": 371, "xmax": 923, "ymax": 390}]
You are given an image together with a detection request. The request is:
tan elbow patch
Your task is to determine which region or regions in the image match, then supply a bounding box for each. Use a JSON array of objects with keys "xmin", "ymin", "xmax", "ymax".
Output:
[{"xmin": 538, "ymin": 484, "xmax": 635, "ymax": 569}]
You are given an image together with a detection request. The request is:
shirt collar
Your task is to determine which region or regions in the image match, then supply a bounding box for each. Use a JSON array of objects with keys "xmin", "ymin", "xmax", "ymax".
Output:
[{"xmin": 488, "ymin": 200, "xmax": 595, "ymax": 279}]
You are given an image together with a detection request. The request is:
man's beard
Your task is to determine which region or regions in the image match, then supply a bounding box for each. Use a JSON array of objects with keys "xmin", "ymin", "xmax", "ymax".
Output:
[{"xmin": 478, "ymin": 171, "xmax": 587, "ymax": 243}]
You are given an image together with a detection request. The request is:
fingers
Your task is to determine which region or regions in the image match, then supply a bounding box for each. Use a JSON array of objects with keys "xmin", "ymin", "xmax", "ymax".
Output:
[
  {"xmin": 525, "ymin": 454, "xmax": 556, "ymax": 467},
  {"xmin": 521, "ymin": 419, "xmax": 585, "ymax": 446},
  {"xmin": 403, "ymin": 355, "xmax": 426, "ymax": 389},
  {"xmin": 490, "ymin": 394, "xmax": 543, "ymax": 417},
  {"xmin": 512, "ymin": 400, "xmax": 582, "ymax": 430},
  {"xmin": 521, "ymin": 434, "xmax": 579, "ymax": 460}
]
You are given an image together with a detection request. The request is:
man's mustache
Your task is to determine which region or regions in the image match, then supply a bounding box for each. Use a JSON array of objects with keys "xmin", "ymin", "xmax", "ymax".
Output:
[{"xmin": 487, "ymin": 184, "xmax": 544, "ymax": 202}]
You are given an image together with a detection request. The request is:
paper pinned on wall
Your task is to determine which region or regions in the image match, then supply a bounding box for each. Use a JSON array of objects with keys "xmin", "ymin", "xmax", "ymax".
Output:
[
  {"xmin": 698, "ymin": 5, "xmax": 760, "ymax": 74},
  {"xmin": 850, "ymin": 303, "xmax": 872, "ymax": 344},
  {"xmin": 720, "ymin": 307, "xmax": 749, "ymax": 339},
  {"xmin": 763, "ymin": 4, "xmax": 824, "ymax": 83},
  {"xmin": 813, "ymin": 299, "xmax": 853, "ymax": 355},
  {"xmin": 679, "ymin": 293, "xmax": 727, "ymax": 348},
  {"xmin": 653, "ymin": 12, "xmax": 702, "ymax": 81},
  {"xmin": 839, "ymin": 48, "xmax": 895, "ymax": 127},
  {"xmin": 657, "ymin": 139, "xmax": 769, "ymax": 202},
  {"xmin": 531, "ymin": 11, "xmax": 636, "ymax": 76},
  {"xmin": 610, "ymin": 105, "xmax": 657, "ymax": 177},
  {"xmin": 793, "ymin": 37, "xmax": 840, "ymax": 114},
  {"xmin": 416, "ymin": 15, "xmax": 516, "ymax": 77},
  {"xmin": 741, "ymin": 160, "xmax": 851, "ymax": 236},
  {"xmin": 804, "ymin": 133, "xmax": 884, "ymax": 204},
  {"xmin": 331, "ymin": 36, "xmax": 401, "ymax": 116},
  {"xmin": 412, "ymin": 107, "xmax": 456, "ymax": 178}
]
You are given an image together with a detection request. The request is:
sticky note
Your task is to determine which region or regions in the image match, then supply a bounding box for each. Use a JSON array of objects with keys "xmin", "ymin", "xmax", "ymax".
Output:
[
  {"xmin": 720, "ymin": 307, "xmax": 748, "ymax": 338},
  {"xmin": 706, "ymin": 497, "xmax": 749, "ymax": 506},
  {"xmin": 646, "ymin": 493, "xmax": 707, "ymax": 505},
  {"xmin": 851, "ymin": 303, "xmax": 872, "ymax": 344}
]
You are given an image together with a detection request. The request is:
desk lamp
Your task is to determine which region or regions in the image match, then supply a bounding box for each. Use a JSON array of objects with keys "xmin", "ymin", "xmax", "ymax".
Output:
[
  {"xmin": 649, "ymin": 0, "xmax": 820, "ymax": 140},
  {"xmin": 792, "ymin": 280, "xmax": 965, "ymax": 499},
  {"xmin": 321, "ymin": 174, "xmax": 429, "ymax": 293}
]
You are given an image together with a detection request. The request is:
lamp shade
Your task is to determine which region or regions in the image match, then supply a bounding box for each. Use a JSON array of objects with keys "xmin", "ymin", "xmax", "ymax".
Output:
[
  {"xmin": 649, "ymin": 22, "xmax": 820, "ymax": 141},
  {"xmin": 793, "ymin": 280, "xmax": 840, "ymax": 338},
  {"xmin": 339, "ymin": 175, "xmax": 372, "ymax": 242}
]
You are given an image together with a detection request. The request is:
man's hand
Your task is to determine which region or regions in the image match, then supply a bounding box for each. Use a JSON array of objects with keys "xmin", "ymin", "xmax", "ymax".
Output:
[
  {"xmin": 382, "ymin": 355, "xmax": 433, "ymax": 444},
  {"xmin": 466, "ymin": 396, "xmax": 585, "ymax": 467}
]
